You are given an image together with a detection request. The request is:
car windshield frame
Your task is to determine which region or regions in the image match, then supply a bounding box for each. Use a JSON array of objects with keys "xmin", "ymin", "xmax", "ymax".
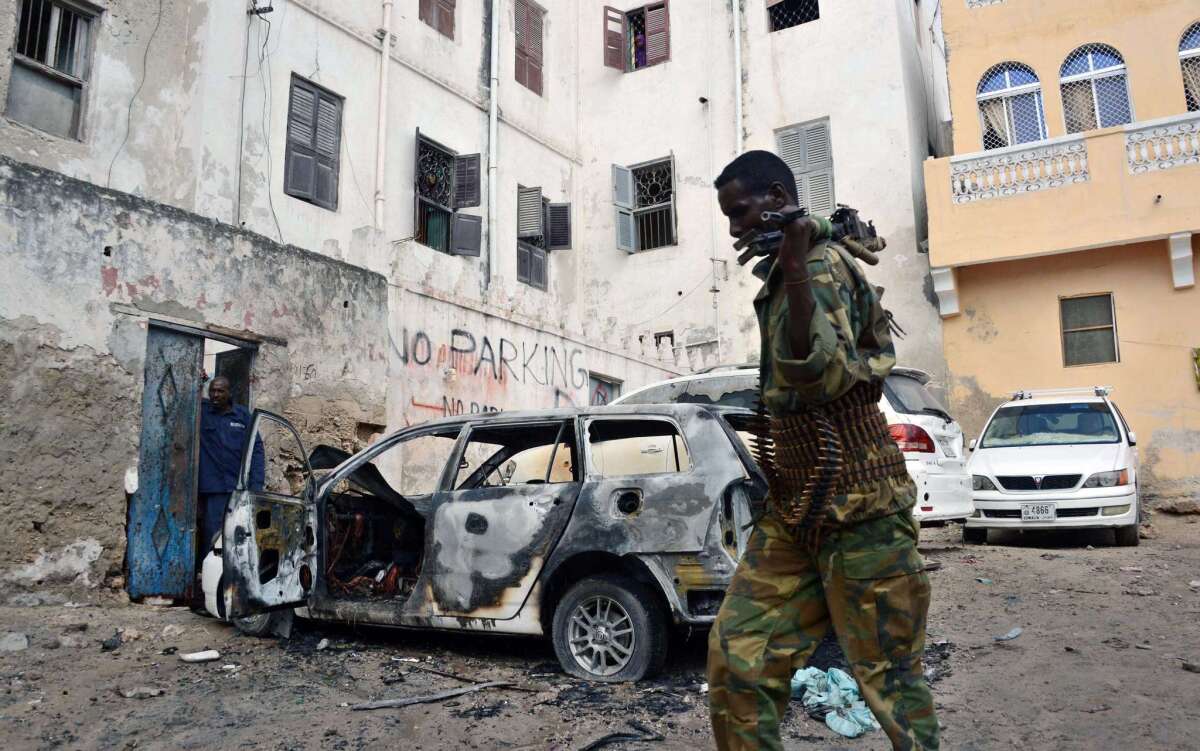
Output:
[{"xmin": 980, "ymin": 401, "xmax": 1121, "ymax": 449}]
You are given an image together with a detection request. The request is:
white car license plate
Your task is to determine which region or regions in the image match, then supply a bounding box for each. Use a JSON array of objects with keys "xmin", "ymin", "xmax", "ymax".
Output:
[{"xmin": 1021, "ymin": 502, "xmax": 1056, "ymax": 521}]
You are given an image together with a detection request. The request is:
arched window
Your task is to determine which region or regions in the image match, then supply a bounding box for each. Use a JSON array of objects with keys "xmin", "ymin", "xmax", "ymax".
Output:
[
  {"xmin": 1182, "ymin": 22, "xmax": 1200, "ymax": 111},
  {"xmin": 976, "ymin": 62, "xmax": 1047, "ymax": 150},
  {"xmin": 1060, "ymin": 44, "xmax": 1133, "ymax": 132}
]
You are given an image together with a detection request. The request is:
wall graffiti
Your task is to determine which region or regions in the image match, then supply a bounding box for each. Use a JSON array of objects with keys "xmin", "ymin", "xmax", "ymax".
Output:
[{"xmin": 391, "ymin": 326, "xmax": 590, "ymax": 419}]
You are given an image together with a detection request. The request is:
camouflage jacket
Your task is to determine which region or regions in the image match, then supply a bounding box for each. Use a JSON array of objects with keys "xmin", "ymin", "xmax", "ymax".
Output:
[{"xmin": 753, "ymin": 234, "xmax": 915, "ymax": 525}]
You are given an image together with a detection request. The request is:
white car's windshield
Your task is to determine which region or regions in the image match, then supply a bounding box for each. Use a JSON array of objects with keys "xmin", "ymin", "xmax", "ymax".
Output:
[{"xmin": 981, "ymin": 402, "xmax": 1120, "ymax": 448}]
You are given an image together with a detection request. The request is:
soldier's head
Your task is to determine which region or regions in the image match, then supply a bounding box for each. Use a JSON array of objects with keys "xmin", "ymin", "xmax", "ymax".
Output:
[
  {"xmin": 714, "ymin": 150, "xmax": 798, "ymax": 241},
  {"xmin": 209, "ymin": 376, "xmax": 233, "ymax": 412}
]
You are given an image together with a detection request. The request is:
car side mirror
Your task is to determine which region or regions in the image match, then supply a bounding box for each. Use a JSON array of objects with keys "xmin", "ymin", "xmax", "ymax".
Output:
[
  {"xmin": 1127, "ymin": 431, "xmax": 1137, "ymax": 447},
  {"xmin": 968, "ymin": 438, "xmax": 977, "ymax": 452}
]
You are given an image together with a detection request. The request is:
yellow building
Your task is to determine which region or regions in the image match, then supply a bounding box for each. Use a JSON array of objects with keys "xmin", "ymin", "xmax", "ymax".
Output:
[{"xmin": 924, "ymin": 0, "xmax": 1200, "ymax": 499}]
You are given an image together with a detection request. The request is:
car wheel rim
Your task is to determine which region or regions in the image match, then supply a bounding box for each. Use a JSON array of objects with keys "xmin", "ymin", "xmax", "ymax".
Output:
[{"xmin": 567, "ymin": 595, "xmax": 636, "ymax": 677}]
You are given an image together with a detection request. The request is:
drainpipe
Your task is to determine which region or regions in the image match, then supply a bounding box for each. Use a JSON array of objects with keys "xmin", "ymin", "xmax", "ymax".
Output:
[
  {"xmin": 373, "ymin": 0, "xmax": 394, "ymax": 229},
  {"xmin": 485, "ymin": 0, "xmax": 500, "ymax": 290},
  {"xmin": 731, "ymin": 0, "xmax": 743, "ymax": 154}
]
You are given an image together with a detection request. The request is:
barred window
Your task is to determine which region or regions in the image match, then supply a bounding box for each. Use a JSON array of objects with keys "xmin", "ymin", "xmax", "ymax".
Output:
[
  {"xmin": 767, "ymin": 0, "xmax": 819, "ymax": 33},
  {"xmin": 1060, "ymin": 294, "xmax": 1118, "ymax": 367},
  {"xmin": 6, "ymin": 0, "xmax": 96, "ymax": 139},
  {"xmin": 611, "ymin": 157, "xmax": 676, "ymax": 252},
  {"xmin": 976, "ymin": 62, "xmax": 1047, "ymax": 150},
  {"xmin": 414, "ymin": 129, "xmax": 482, "ymax": 256},
  {"xmin": 1060, "ymin": 44, "xmax": 1133, "ymax": 133},
  {"xmin": 1181, "ymin": 22, "xmax": 1200, "ymax": 112}
]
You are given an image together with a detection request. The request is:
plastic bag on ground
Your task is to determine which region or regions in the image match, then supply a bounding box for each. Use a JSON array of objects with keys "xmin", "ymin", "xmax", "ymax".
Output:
[{"xmin": 790, "ymin": 666, "xmax": 881, "ymax": 739}]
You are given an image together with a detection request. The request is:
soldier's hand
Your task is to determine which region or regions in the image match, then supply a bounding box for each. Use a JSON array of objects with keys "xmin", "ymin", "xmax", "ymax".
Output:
[{"xmin": 778, "ymin": 210, "xmax": 815, "ymax": 282}]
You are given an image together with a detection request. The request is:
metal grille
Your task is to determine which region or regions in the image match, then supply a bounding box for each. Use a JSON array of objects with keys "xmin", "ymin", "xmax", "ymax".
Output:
[
  {"xmin": 1060, "ymin": 44, "xmax": 1132, "ymax": 133},
  {"xmin": 768, "ymin": 0, "xmax": 819, "ymax": 33},
  {"xmin": 977, "ymin": 62, "xmax": 1047, "ymax": 150},
  {"xmin": 416, "ymin": 139, "xmax": 454, "ymax": 207},
  {"xmin": 416, "ymin": 200, "xmax": 451, "ymax": 252},
  {"xmin": 996, "ymin": 475, "xmax": 1081, "ymax": 491},
  {"xmin": 1057, "ymin": 507, "xmax": 1098, "ymax": 518},
  {"xmin": 631, "ymin": 158, "xmax": 675, "ymax": 251},
  {"xmin": 16, "ymin": 0, "xmax": 90, "ymax": 79},
  {"xmin": 1182, "ymin": 23, "xmax": 1200, "ymax": 112}
]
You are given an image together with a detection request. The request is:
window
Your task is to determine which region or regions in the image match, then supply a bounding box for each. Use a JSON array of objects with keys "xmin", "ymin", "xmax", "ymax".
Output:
[
  {"xmin": 6, "ymin": 0, "xmax": 95, "ymax": 139},
  {"xmin": 414, "ymin": 129, "xmax": 482, "ymax": 256},
  {"xmin": 585, "ymin": 418, "xmax": 691, "ymax": 477},
  {"xmin": 981, "ymin": 403, "xmax": 1120, "ymax": 448},
  {"xmin": 454, "ymin": 422, "xmax": 577, "ymax": 489},
  {"xmin": 516, "ymin": 184, "xmax": 571, "ymax": 289},
  {"xmin": 1181, "ymin": 22, "xmax": 1200, "ymax": 112},
  {"xmin": 602, "ymin": 3, "xmax": 670, "ymax": 72},
  {"xmin": 1060, "ymin": 44, "xmax": 1133, "ymax": 133},
  {"xmin": 514, "ymin": 0, "xmax": 545, "ymax": 96},
  {"xmin": 370, "ymin": 428, "xmax": 463, "ymax": 497},
  {"xmin": 768, "ymin": 0, "xmax": 819, "ymax": 33},
  {"xmin": 588, "ymin": 374, "xmax": 623, "ymax": 405},
  {"xmin": 611, "ymin": 157, "xmax": 676, "ymax": 252},
  {"xmin": 776, "ymin": 118, "xmax": 836, "ymax": 216},
  {"xmin": 976, "ymin": 62, "xmax": 1047, "ymax": 150},
  {"xmin": 284, "ymin": 76, "xmax": 342, "ymax": 211},
  {"xmin": 1060, "ymin": 294, "xmax": 1118, "ymax": 367},
  {"xmin": 418, "ymin": 0, "xmax": 455, "ymax": 39}
]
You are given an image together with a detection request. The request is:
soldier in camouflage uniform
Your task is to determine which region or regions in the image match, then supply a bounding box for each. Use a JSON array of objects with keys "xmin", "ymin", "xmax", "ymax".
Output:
[{"xmin": 707, "ymin": 150, "xmax": 939, "ymax": 751}]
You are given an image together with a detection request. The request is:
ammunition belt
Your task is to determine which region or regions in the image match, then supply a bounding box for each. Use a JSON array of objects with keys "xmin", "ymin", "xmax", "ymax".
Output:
[{"xmin": 752, "ymin": 381, "xmax": 908, "ymax": 528}]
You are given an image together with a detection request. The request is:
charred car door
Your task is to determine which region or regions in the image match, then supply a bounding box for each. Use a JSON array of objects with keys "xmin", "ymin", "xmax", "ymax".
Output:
[
  {"xmin": 419, "ymin": 419, "xmax": 582, "ymax": 619},
  {"xmin": 222, "ymin": 410, "xmax": 317, "ymax": 618}
]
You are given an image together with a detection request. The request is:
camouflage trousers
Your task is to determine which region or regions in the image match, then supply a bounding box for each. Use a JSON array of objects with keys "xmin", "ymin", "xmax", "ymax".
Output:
[{"xmin": 707, "ymin": 511, "xmax": 939, "ymax": 750}]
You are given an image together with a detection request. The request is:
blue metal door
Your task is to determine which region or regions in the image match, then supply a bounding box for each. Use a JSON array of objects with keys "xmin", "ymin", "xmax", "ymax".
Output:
[{"xmin": 128, "ymin": 325, "xmax": 203, "ymax": 600}]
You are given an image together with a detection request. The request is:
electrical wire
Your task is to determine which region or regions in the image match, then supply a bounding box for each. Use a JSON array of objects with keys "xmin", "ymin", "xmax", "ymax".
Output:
[
  {"xmin": 629, "ymin": 272, "xmax": 712, "ymax": 329},
  {"xmin": 257, "ymin": 15, "xmax": 283, "ymax": 243},
  {"xmin": 105, "ymin": 0, "xmax": 165, "ymax": 188}
]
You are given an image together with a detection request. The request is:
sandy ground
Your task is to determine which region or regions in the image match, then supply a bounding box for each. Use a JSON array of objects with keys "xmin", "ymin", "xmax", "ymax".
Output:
[{"xmin": 2, "ymin": 513, "xmax": 1198, "ymax": 751}]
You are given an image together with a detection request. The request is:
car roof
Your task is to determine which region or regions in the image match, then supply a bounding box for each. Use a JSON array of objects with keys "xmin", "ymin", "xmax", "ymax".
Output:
[
  {"xmin": 997, "ymin": 396, "xmax": 1109, "ymax": 408},
  {"xmin": 394, "ymin": 402, "xmax": 748, "ymax": 433},
  {"xmin": 613, "ymin": 364, "xmax": 929, "ymax": 405}
]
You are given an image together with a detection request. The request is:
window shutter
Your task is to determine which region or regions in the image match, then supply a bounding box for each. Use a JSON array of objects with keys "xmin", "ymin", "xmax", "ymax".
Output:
[
  {"xmin": 547, "ymin": 203, "xmax": 571, "ymax": 249},
  {"xmin": 805, "ymin": 170, "xmax": 836, "ymax": 216},
  {"xmin": 517, "ymin": 185, "xmax": 544, "ymax": 237},
  {"xmin": 436, "ymin": 0, "xmax": 455, "ymax": 38},
  {"xmin": 776, "ymin": 126, "xmax": 806, "ymax": 173},
  {"xmin": 454, "ymin": 153, "xmax": 481, "ymax": 208},
  {"xmin": 314, "ymin": 93, "xmax": 341, "ymax": 209},
  {"xmin": 517, "ymin": 242, "xmax": 532, "ymax": 282},
  {"xmin": 603, "ymin": 7, "xmax": 627, "ymax": 71},
  {"xmin": 803, "ymin": 120, "xmax": 833, "ymax": 171},
  {"xmin": 531, "ymin": 246, "xmax": 548, "ymax": 288},
  {"xmin": 450, "ymin": 212, "xmax": 482, "ymax": 257},
  {"xmin": 801, "ymin": 120, "xmax": 834, "ymax": 215},
  {"xmin": 285, "ymin": 81, "xmax": 318, "ymax": 200},
  {"xmin": 645, "ymin": 2, "xmax": 670, "ymax": 66},
  {"xmin": 611, "ymin": 164, "xmax": 635, "ymax": 209},
  {"xmin": 419, "ymin": 0, "xmax": 434, "ymax": 26},
  {"xmin": 526, "ymin": 4, "xmax": 544, "ymax": 95}
]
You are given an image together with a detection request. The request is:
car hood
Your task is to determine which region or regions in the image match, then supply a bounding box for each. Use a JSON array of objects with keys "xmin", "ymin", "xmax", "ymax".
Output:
[{"xmin": 968, "ymin": 443, "xmax": 1123, "ymax": 476}]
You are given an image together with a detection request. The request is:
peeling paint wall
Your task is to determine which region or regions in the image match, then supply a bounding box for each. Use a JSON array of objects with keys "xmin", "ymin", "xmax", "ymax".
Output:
[{"xmin": 0, "ymin": 155, "xmax": 388, "ymax": 585}]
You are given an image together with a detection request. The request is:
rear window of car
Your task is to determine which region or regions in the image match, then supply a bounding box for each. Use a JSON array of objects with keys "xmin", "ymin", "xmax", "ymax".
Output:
[
  {"xmin": 981, "ymin": 402, "xmax": 1120, "ymax": 448},
  {"xmin": 884, "ymin": 374, "xmax": 948, "ymax": 415},
  {"xmin": 619, "ymin": 373, "xmax": 758, "ymax": 410}
]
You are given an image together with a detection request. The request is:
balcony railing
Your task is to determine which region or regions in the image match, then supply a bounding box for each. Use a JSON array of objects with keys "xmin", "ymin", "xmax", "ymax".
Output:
[
  {"xmin": 1126, "ymin": 113, "xmax": 1200, "ymax": 173},
  {"xmin": 949, "ymin": 134, "xmax": 1090, "ymax": 204},
  {"xmin": 966, "ymin": 0, "xmax": 1005, "ymax": 7}
]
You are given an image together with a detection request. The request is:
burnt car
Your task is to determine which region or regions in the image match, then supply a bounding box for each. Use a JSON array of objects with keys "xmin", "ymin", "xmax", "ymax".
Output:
[{"xmin": 201, "ymin": 404, "xmax": 763, "ymax": 681}]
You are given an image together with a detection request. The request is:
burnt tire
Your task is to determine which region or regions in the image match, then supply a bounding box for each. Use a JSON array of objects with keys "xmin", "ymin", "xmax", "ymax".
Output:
[
  {"xmin": 1114, "ymin": 523, "xmax": 1140, "ymax": 547},
  {"xmin": 962, "ymin": 526, "xmax": 988, "ymax": 545},
  {"xmin": 551, "ymin": 575, "xmax": 668, "ymax": 683}
]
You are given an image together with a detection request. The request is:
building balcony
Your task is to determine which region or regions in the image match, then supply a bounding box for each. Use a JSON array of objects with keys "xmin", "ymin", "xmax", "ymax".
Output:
[{"xmin": 924, "ymin": 112, "xmax": 1200, "ymax": 313}]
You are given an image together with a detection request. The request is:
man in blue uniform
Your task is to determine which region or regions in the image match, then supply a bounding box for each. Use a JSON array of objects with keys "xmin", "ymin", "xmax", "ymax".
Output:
[{"xmin": 198, "ymin": 375, "xmax": 264, "ymax": 549}]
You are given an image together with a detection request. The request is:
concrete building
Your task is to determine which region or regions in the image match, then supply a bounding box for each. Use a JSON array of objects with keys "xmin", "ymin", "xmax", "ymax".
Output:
[
  {"xmin": 924, "ymin": 0, "xmax": 1200, "ymax": 499},
  {"xmin": 1, "ymin": 1, "xmax": 946, "ymax": 593}
]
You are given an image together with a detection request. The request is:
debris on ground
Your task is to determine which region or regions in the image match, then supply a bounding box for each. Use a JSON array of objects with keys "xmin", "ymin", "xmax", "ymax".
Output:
[
  {"xmin": 1189, "ymin": 580, "xmax": 1200, "ymax": 589},
  {"xmin": 450, "ymin": 701, "xmax": 508, "ymax": 720},
  {"xmin": 1, "ymin": 632, "xmax": 30, "ymax": 652},
  {"xmin": 1183, "ymin": 661, "xmax": 1200, "ymax": 674},
  {"xmin": 1136, "ymin": 644, "xmax": 1153, "ymax": 651},
  {"xmin": 1123, "ymin": 587, "xmax": 1159, "ymax": 597},
  {"xmin": 923, "ymin": 641, "xmax": 955, "ymax": 684},
  {"xmin": 994, "ymin": 627, "xmax": 1023, "ymax": 642},
  {"xmin": 316, "ymin": 638, "xmax": 331, "ymax": 651},
  {"xmin": 976, "ymin": 578, "xmax": 994, "ymax": 584},
  {"xmin": 350, "ymin": 681, "xmax": 516, "ymax": 711},
  {"xmin": 1119, "ymin": 566, "xmax": 1143, "ymax": 573},
  {"xmin": 577, "ymin": 720, "xmax": 664, "ymax": 750},
  {"xmin": 100, "ymin": 630, "xmax": 123, "ymax": 651},
  {"xmin": 179, "ymin": 650, "xmax": 221, "ymax": 663},
  {"xmin": 791, "ymin": 666, "xmax": 880, "ymax": 739},
  {"xmin": 1157, "ymin": 498, "xmax": 1200, "ymax": 515},
  {"xmin": 161, "ymin": 624, "xmax": 185, "ymax": 639},
  {"xmin": 1103, "ymin": 638, "xmax": 1131, "ymax": 650},
  {"xmin": 117, "ymin": 686, "xmax": 164, "ymax": 699}
]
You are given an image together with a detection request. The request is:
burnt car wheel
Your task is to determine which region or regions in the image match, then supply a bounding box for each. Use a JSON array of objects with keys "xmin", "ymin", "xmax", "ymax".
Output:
[{"xmin": 551, "ymin": 575, "xmax": 668, "ymax": 683}]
